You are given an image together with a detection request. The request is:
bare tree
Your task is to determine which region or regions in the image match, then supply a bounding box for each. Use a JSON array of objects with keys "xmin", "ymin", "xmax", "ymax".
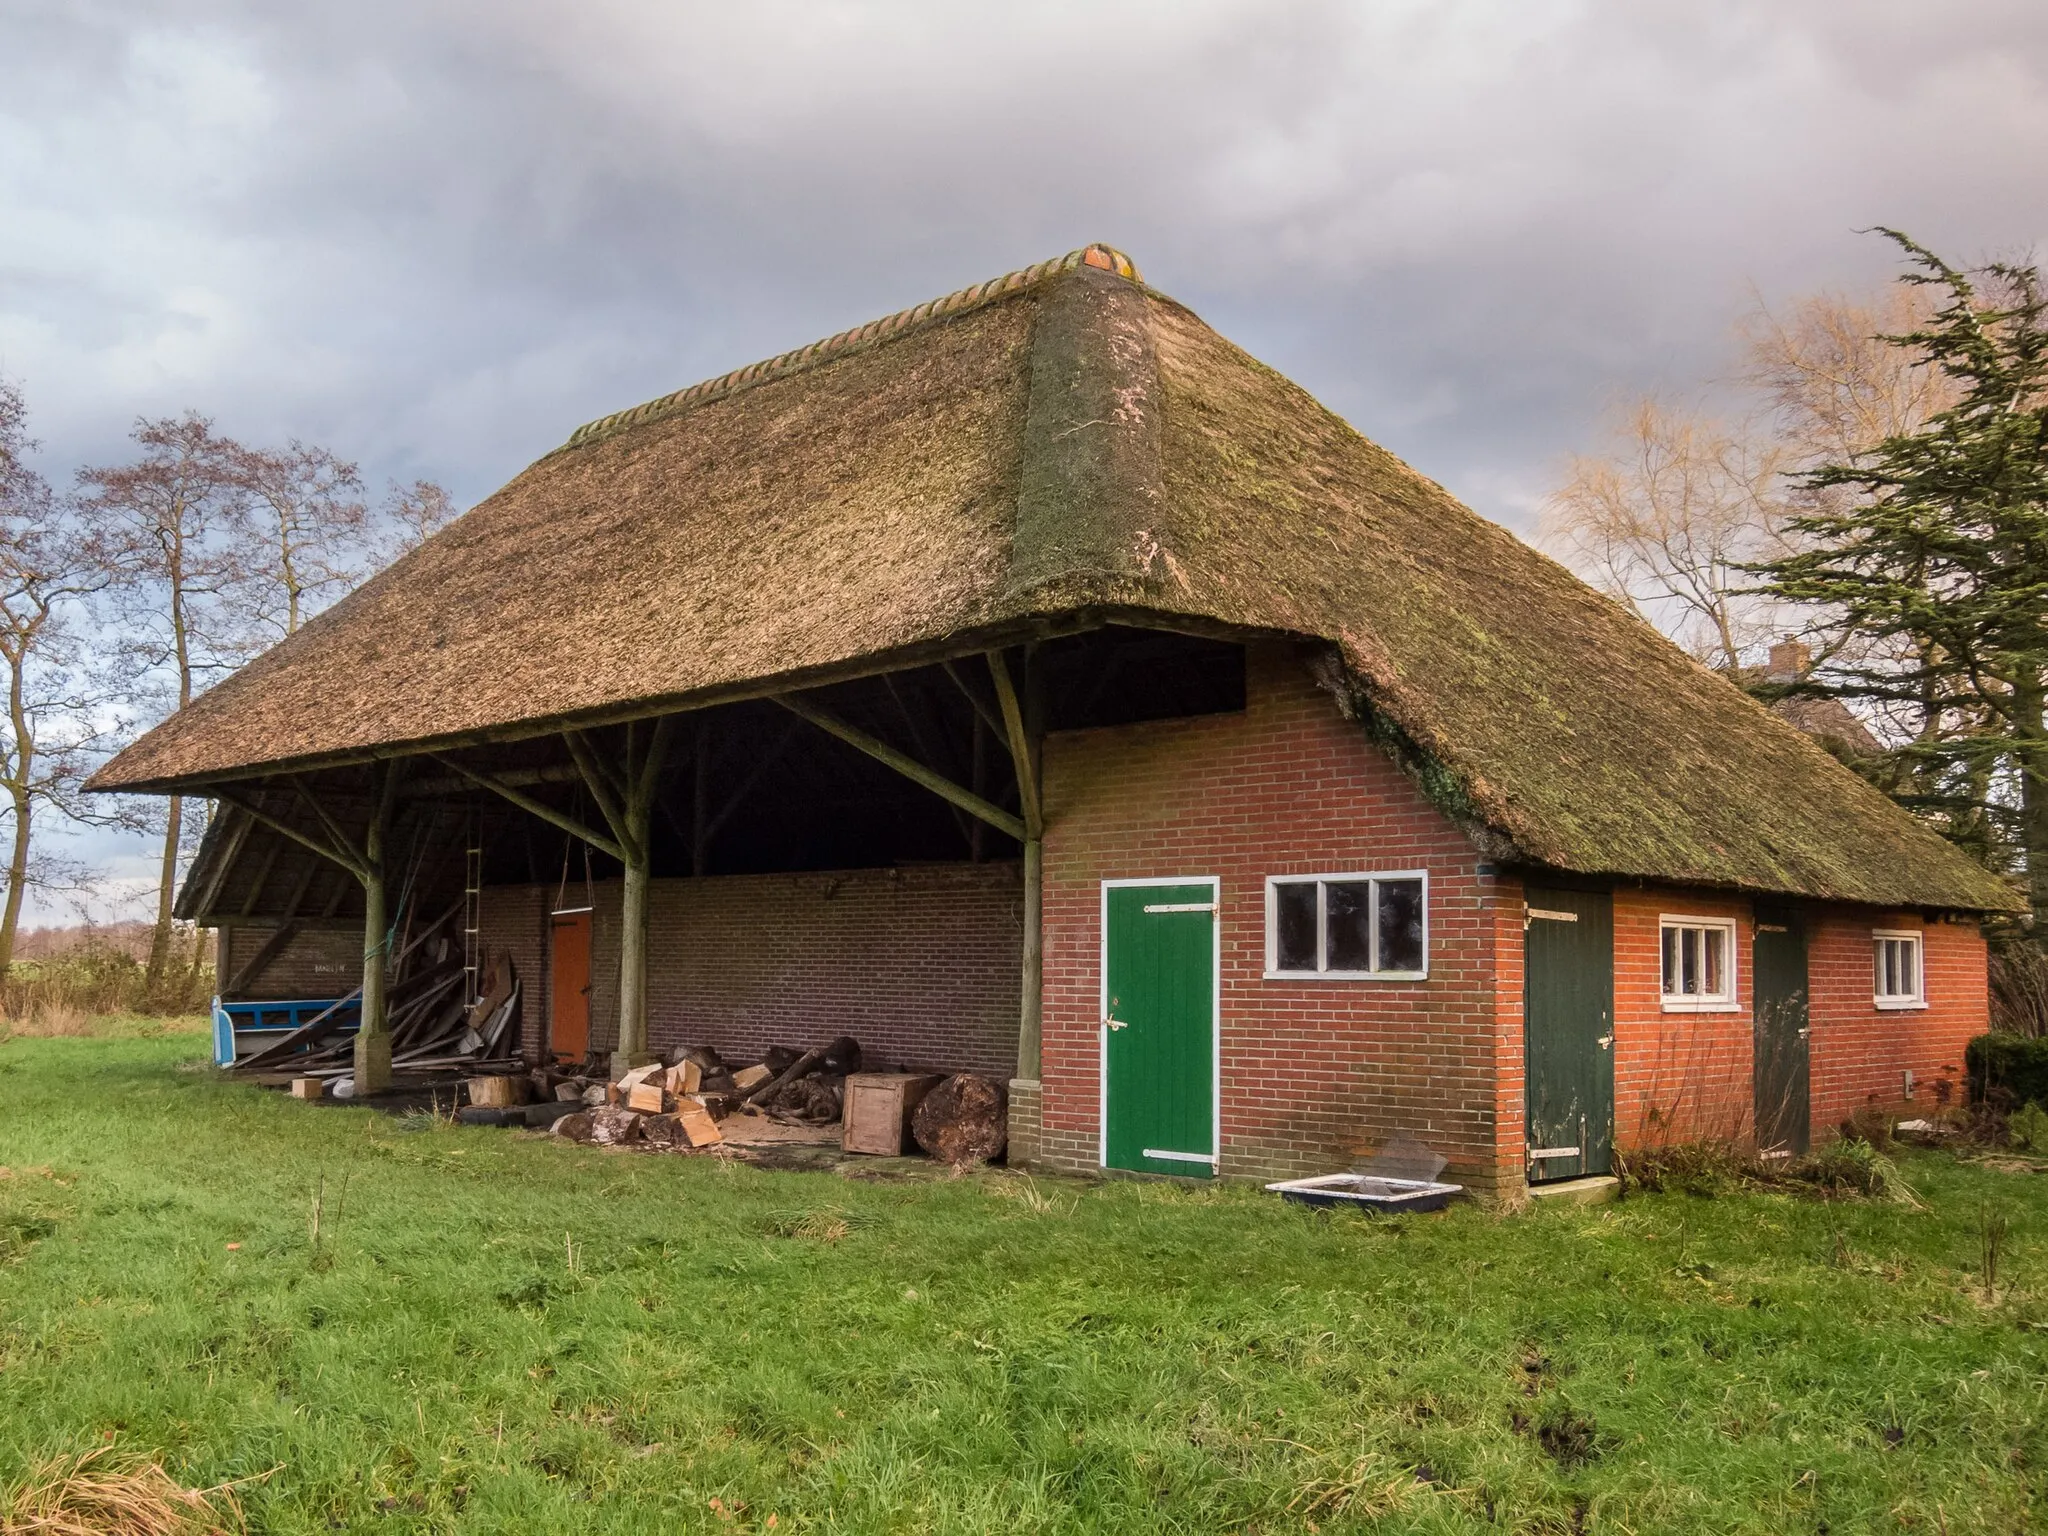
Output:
[
  {"xmin": 0, "ymin": 383, "xmax": 130, "ymax": 970},
  {"xmin": 234, "ymin": 441, "xmax": 369, "ymax": 638},
  {"xmin": 381, "ymin": 479, "xmax": 458, "ymax": 558},
  {"xmin": 77, "ymin": 414, "xmax": 251, "ymax": 989},
  {"xmin": 1741, "ymin": 283, "xmax": 1959, "ymax": 474},
  {"xmin": 1540, "ymin": 399, "xmax": 1793, "ymax": 670}
]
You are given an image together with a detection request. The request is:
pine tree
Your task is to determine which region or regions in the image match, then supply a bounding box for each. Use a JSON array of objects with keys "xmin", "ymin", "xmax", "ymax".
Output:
[{"xmin": 1755, "ymin": 231, "xmax": 2048, "ymax": 930}]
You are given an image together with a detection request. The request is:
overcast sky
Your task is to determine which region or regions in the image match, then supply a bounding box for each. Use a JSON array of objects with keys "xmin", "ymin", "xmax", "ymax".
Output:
[{"xmin": 4, "ymin": 0, "xmax": 2047, "ymax": 922}]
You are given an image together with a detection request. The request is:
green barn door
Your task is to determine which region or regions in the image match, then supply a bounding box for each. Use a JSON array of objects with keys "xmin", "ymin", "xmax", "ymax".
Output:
[
  {"xmin": 1524, "ymin": 887, "xmax": 1615, "ymax": 1182},
  {"xmin": 1103, "ymin": 882, "xmax": 1217, "ymax": 1178},
  {"xmin": 1752, "ymin": 906, "xmax": 1811, "ymax": 1156}
]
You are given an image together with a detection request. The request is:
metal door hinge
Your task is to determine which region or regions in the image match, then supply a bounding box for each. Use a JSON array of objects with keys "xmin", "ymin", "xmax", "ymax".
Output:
[
  {"xmin": 1104, "ymin": 1016, "xmax": 1129, "ymax": 1031},
  {"xmin": 1144, "ymin": 902, "xmax": 1216, "ymax": 914}
]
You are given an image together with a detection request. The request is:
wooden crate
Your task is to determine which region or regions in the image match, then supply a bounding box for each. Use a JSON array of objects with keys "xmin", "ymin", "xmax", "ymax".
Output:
[{"xmin": 842, "ymin": 1073, "xmax": 944, "ymax": 1156}]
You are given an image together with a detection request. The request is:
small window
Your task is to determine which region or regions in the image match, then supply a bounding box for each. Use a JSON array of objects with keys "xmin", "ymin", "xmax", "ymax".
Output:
[
  {"xmin": 1874, "ymin": 930, "xmax": 1926, "ymax": 1008},
  {"xmin": 1266, "ymin": 873, "xmax": 1427, "ymax": 979},
  {"xmin": 1660, "ymin": 917, "xmax": 1738, "ymax": 1010}
]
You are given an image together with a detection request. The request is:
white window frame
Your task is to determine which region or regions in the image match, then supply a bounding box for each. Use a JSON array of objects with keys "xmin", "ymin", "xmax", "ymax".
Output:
[
  {"xmin": 1263, "ymin": 871, "xmax": 1429, "ymax": 981},
  {"xmin": 1659, "ymin": 915, "xmax": 1741, "ymax": 1012},
  {"xmin": 1873, "ymin": 929, "xmax": 1928, "ymax": 1010}
]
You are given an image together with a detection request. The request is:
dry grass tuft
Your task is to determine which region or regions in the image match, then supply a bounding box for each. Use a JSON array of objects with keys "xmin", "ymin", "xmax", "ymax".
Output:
[
  {"xmin": 0, "ymin": 1447, "xmax": 246, "ymax": 1535},
  {"xmin": 5, "ymin": 1004, "xmax": 93, "ymax": 1038}
]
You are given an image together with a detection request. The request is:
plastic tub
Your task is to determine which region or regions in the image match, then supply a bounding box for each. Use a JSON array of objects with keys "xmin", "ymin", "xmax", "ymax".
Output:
[{"xmin": 1264, "ymin": 1172, "xmax": 1463, "ymax": 1214}]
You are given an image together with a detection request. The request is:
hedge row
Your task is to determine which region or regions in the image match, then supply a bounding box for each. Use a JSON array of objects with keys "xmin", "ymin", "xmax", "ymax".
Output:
[{"xmin": 1967, "ymin": 1032, "xmax": 2048, "ymax": 1109}]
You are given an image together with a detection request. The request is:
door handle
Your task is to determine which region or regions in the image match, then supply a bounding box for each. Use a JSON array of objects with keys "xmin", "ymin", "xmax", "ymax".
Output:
[
  {"xmin": 1596, "ymin": 1035, "xmax": 1614, "ymax": 1049},
  {"xmin": 1105, "ymin": 1016, "xmax": 1129, "ymax": 1031}
]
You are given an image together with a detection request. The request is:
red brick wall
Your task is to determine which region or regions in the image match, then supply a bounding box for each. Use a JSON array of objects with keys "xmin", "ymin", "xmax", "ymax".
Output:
[
  {"xmin": 478, "ymin": 864, "xmax": 1022, "ymax": 1076},
  {"xmin": 217, "ymin": 923, "xmax": 361, "ymax": 999},
  {"xmin": 1808, "ymin": 910, "xmax": 1984, "ymax": 1127},
  {"xmin": 1611, "ymin": 887, "xmax": 1756, "ymax": 1146},
  {"xmin": 1037, "ymin": 643, "xmax": 1505, "ymax": 1187}
]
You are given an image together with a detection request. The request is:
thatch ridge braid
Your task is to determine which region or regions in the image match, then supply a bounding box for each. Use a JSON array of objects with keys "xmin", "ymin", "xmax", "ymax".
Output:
[
  {"xmin": 558, "ymin": 245, "xmax": 1143, "ymax": 455},
  {"xmin": 1006, "ymin": 263, "xmax": 1167, "ymax": 607}
]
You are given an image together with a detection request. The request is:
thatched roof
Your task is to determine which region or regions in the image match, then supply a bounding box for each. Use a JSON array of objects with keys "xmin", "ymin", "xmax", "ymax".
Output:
[{"xmin": 90, "ymin": 245, "xmax": 2016, "ymax": 913}]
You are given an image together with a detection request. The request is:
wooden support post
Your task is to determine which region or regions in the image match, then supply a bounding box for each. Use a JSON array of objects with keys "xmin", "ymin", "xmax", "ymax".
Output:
[
  {"xmin": 562, "ymin": 719, "xmax": 673, "ymax": 1076},
  {"xmin": 691, "ymin": 728, "xmax": 709, "ymax": 878},
  {"xmin": 354, "ymin": 761, "xmax": 400, "ymax": 1093},
  {"xmin": 988, "ymin": 648, "xmax": 1045, "ymax": 1084}
]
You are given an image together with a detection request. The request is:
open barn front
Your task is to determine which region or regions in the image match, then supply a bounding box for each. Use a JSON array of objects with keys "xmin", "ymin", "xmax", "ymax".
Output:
[{"xmin": 175, "ymin": 624, "xmax": 1248, "ymax": 1161}]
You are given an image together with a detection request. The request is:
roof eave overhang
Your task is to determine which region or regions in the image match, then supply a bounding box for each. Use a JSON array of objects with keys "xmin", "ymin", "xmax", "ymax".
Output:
[{"xmin": 86, "ymin": 605, "xmax": 1309, "ymax": 796}]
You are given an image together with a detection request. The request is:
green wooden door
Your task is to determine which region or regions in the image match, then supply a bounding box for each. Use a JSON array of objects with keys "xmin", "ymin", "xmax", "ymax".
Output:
[
  {"xmin": 1104, "ymin": 882, "xmax": 1217, "ymax": 1178},
  {"xmin": 1524, "ymin": 887, "xmax": 1615, "ymax": 1182},
  {"xmin": 1752, "ymin": 905, "xmax": 1811, "ymax": 1156}
]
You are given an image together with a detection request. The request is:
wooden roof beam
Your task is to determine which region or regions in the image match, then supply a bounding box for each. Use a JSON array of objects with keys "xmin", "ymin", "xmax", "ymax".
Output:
[{"xmin": 772, "ymin": 693, "xmax": 1026, "ymax": 842}]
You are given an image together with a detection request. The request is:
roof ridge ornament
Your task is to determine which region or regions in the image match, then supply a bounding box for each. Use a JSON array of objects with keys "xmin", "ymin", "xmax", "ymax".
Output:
[{"xmin": 556, "ymin": 245, "xmax": 1143, "ymax": 454}]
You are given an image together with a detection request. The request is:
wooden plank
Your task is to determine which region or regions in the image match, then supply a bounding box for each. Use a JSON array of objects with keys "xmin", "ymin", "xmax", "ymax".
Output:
[{"xmin": 772, "ymin": 694, "xmax": 1026, "ymax": 841}]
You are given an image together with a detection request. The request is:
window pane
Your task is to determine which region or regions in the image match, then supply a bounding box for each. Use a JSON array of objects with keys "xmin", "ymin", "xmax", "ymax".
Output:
[
  {"xmin": 1902, "ymin": 940, "xmax": 1917, "ymax": 997},
  {"xmin": 1681, "ymin": 929, "xmax": 1700, "ymax": 994},
  {"xmin": 1703, "ymin": 928, "xmax": 1724, "ymax": 997},
  {"xmin": 1875, "ymin": 940, "xmax": 1890, "ymax": 995},
  {"xmin": 1662, "ymin": 927, "xmax": 1680, "ymax": 995},
  {"xmin": 1376, "ymin": 879, "xmax": 1425, "ymax": 973},
  {"xmin": 1325, "ymin": 881, "xmax": 1373, "ymax": 971},
  {"xmin": 1274, "ymin": 883, "xmax": 1317, "ymax": 972}
]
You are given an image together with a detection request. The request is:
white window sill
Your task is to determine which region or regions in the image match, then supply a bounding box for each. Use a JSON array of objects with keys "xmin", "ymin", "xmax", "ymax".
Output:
[
  {"xmin": 1660, "ymin": 998, "xmax": 1741, "ymax": 1013},
  {"xmin": 1264, "ymin": 969, "xmax": 1430, "ymax": 983},
  {"xmin": 1874, "ymin": 998, "xmax": 1928, "ymax": 1011}
]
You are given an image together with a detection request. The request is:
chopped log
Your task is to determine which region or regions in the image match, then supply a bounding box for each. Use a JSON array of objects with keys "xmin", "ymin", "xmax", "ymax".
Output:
[
  {"xmin": 555, "ymin": 1081, "xmax": 585, "ymax": 1102},
  {"xmin": 819, "ymin": 1035, "xmax": 863, "ymax": 1075},
  {"xmin": 289, "ymin": 1077, "xmax": 326, "ymax": 1101},
  {"xmin": 742, "ymin": 1046, "xmax": 824, "ymax": 1105},
  {"xmin": 626, "ymin": 1082, "xmax": 667, "ymax": 1114},
  {"xmin": 552, "ymin": 1110, "xmax": 595, "ymax": 1141},
  {"xmin": 912, "ymin": 1074, "xmax": 1009, "ymax": 1166},
  {"xmin": 673, "ymin": 1099, "xmax": 724, "ymax": 1147},
  {"xmin": 761, "ymin": 1044, "xmax": 801, "ymax": 1075},
  {"xmin": 678, "ymin": 1045, "xmax": 727, "ymax": 1075},
  {"xmin": 663, "ymin": 1060, "xmax": 702, "ymax": 1096},
  {"xmin": 581, "ymin": 1084, "xmax": 608, "ymax": 1107},
  {"xmin": 468, "ymin": 1075, "xmax": 533, "ymax": 1109},
  {"xmin": 731, "ymin": 1064, "xmax": 773, "ymax": 1093},
  {"xmin": 588, "ymin": 1107, "xmax": 645, "ymax": 1146},
  {"xmin": 619, "ymin": 1061, "xmax": 664, "ymax": 1089}
]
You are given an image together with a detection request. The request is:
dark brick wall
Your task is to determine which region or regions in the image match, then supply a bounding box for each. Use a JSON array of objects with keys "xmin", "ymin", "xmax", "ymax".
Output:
[
  {"xmin": 217, "ymin": 923, "xmax": 360, "ymax": 1000},
  {"xmin": 479, "ymin": 864, "xmax": 1022, "ymax": 1076}
]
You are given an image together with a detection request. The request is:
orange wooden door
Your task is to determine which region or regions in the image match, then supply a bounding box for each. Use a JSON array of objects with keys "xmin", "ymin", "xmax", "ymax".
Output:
[{"xmin": 550, "ymin": 912, "xmax": 592, "ymax": 1061}]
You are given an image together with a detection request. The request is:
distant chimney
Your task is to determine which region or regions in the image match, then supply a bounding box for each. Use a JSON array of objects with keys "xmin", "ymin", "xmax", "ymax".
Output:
[{"xmin": 1767, "ymin": 639, "xmax": 1810, "ymax": 683}]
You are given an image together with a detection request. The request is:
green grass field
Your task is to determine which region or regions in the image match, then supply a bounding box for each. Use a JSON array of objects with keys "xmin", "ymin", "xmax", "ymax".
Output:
[{"xmin": 0, "ymin": 1025, "xmax": 2043, "ymax": 1534}]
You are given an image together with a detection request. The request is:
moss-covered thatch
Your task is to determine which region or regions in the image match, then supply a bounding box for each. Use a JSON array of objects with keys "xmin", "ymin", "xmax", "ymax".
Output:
[{"xmin": 88, "ymin": 245, "xmax": 2016, "ymax": 912}]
